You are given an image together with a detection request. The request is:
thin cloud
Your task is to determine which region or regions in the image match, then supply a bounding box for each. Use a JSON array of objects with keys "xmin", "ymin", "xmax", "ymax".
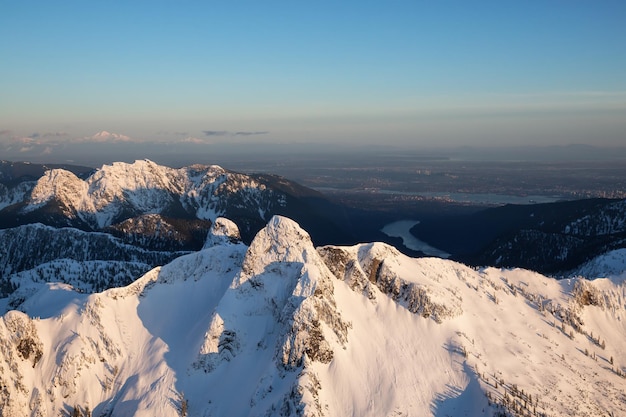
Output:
[
  {"xmin": 156, "ymin": 131, "xmax": 189, "ymax": 136},
  {"xmin": 178, "ymin": 136, "xmax": 209, "ymax": 144},
  {"xmin": 488, "ymin": 90, "xmax": 626, "ymax": 99},
  {"xmin": 203, "ymin": 130, "xmax": 229, "ymax": 136},
  {"xmin": 15, "ymin": 137, "xmax": 37, "ymax": 144},
  {"xmin": 234, "ymin": 131, "xmax": 269, "ymax": 136},
  {"xmin": 0, "ymin": 132, "xmax": 67, "ymax": 149},
  {"xmin": 42, "ymin": 131, "xmax": 69, "ymax": 138},
  {"xmin": 202, "ymin": 130, "xmax": 269, "ymax": 137}
]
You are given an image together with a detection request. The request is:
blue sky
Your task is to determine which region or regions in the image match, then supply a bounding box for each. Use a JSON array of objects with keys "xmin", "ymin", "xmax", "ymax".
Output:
[{"xmin": 1, "ymin": 1, "xmax": 625, "ymax": 162}]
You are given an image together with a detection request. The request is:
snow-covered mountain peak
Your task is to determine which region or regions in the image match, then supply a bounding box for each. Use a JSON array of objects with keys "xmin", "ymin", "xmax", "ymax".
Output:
[
  {"xmin": 195, "ymin": 216, "xmax": 347, "ymax": 383},
  {"xmin": 27, "ymin": 168, "xmax": 89, "ymax": 213},
  {"xmin": 89, "ymin": 159, "xmax": 180, "ymax": 193},
  {"xmin": 239, "ymin": 215, "xmax": 326, "ymax": 288},
  {"xmin": 356, "ymin": 241, "xmax": 402, "ymax": 274},
  {"xmin": 88, "ymin": 130, "xmax": 131, "ymax": 142},
  {"xmin": 203, "ymin": 217, "xmax": 241, "ymax": 248},
  {"xmin": 93, "ymin": 130, "xmax": 112, "ymax": 138},
  {"xmin": 253, "ymin": 215, "xmax": 314, "ymax": 258}
]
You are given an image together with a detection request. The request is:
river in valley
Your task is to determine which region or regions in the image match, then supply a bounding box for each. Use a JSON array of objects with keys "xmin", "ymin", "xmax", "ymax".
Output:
[{"xmin": 381, "ymin": 220, "xmax": 450, "ymax": 258}]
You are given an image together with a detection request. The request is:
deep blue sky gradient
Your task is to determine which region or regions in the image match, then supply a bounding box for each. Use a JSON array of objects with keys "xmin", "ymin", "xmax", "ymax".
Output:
[{"xmin": 1, "ymin": 0, "xmax": 625, "ymax": 159}]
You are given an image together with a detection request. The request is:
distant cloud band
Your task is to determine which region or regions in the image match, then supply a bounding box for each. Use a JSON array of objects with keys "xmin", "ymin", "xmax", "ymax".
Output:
[
  {"xmin": 0, "ymin": 128, "xmax": 273, "ymax": 160},
  {"xmin": 203, "ymin": 130, "xmax": 269, "ymax": 137},
  {"xmin": 235, "ymin": 131, "xmax": 269, "ymax": 136},
  {"xmin": 203, "ymin": 130, "xmax": 229, "ymax": 136}
]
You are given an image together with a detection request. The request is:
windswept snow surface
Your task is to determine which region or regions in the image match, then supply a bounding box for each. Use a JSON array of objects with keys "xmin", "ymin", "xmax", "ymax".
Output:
[{"xmin": 0, "ymin": 216, "xmax": 625, "ymax": 417}]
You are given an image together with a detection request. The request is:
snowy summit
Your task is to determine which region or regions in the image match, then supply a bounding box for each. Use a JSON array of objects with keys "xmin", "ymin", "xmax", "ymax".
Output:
[{"xmin": 86, "ymin": 131, "xmax": 132, "ymax": 142}]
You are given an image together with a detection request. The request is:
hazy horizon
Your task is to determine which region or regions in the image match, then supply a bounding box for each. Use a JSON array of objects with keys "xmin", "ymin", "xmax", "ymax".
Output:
[
  {"xmin": 3, "ymin": 142, "xmax": 626, "ymax": 172},
  {"xmin": 1, "ymin": 2, "xmax": 625, "ymax": 163}
]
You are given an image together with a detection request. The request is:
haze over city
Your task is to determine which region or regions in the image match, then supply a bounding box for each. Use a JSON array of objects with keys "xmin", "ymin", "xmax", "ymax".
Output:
[{"xmin": 1, "ymin": 1, "xmax": 625, "ymax": 165}]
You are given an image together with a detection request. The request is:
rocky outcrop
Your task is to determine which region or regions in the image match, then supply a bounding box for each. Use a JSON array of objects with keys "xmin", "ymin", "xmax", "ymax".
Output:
[{"xmin": 319, "ymin": 242, "xmax": 463, "ymax": 323}]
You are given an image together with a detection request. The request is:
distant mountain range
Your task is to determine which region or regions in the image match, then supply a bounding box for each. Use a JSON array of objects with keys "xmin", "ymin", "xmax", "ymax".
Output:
[
  {"xmin": 2, "ymin": 158, "xmax": 626, "ymax": 287},
  {"xmin": 0, "ymin": 159, "xmax": 360, "ymax": 245}
]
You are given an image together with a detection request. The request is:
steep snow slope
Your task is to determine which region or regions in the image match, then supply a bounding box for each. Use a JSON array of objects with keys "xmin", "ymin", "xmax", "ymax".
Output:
[
  {"xmin": 318, "ymin": 244, "xmax": 626, "ymax": 416},
  {"xmin": 0, "ymin": 216, "xmax": 625, "ymax": 417},
  {"xmin": 565, "ymin": 248, "xmax": 626, "ymax": 282}
]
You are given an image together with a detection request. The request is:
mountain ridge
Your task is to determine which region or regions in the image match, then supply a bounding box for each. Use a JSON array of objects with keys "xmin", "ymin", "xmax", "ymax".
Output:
[
  {"xmin": 0, "ymin": 159, "xmax": 358, "ymax": 246},
  {"xmin": 0, "ymin": 215, "xmax": 624, "ymax": 416}
]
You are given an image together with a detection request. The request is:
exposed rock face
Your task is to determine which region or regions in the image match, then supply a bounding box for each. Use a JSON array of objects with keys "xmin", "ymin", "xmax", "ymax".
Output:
[
  {"xmin": 316, "ymin": 246, "xmax": 377, "ymax": 300},
  {"xmin": 2, "ymin": 311, "xmax": 43, "ymax": 367},
  {"xmin": 318, "ymin": 242, "xmax": 463, "ymax": 323},
  {"xmin": 573, "ymin": 279, "xmax": 603, "ymax": 307},
  {"xmin": 0, "ymin": 311, "xmax": 44, "ymax": 416}
]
